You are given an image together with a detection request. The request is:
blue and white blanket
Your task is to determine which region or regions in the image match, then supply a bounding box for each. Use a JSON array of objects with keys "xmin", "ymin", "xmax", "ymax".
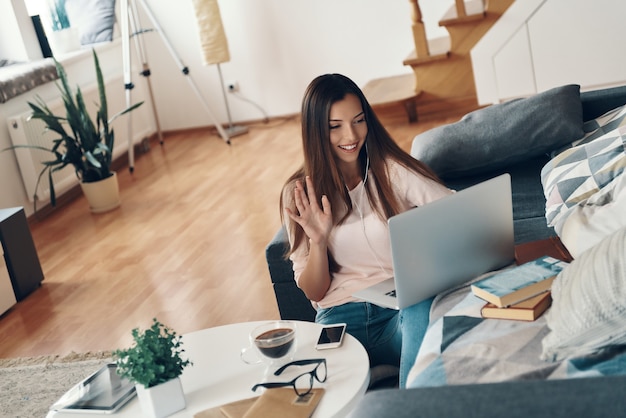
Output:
[
  {"xmin": 406, "ymin": 281, "xmax": 626, "ymax": 388},
  {"xmin": 540, "ymin": 104, "xmax": 626, "ymax": 258}
]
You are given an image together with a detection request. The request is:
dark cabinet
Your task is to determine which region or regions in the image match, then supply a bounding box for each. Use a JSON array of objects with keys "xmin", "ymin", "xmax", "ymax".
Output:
[{"xmin": 0, "ymin": 207, "xmax": 44, "ymax": 300}]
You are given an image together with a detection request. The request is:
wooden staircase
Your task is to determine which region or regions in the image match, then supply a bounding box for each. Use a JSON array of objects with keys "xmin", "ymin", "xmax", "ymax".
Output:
[{"xmin": 364, "ymin": 0, "xmax": 514, "ymax": 122}]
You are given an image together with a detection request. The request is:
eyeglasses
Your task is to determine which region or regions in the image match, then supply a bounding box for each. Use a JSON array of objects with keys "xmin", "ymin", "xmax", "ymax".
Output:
[{"xmin": 251, "ymin": 358, "xmax": 327, "ymax": 397}]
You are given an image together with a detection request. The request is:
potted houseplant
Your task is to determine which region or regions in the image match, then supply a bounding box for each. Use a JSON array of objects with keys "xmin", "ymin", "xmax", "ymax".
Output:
[
  {"xmin": 113, "ymin": 318, "xmax": 192, "ymax": 418},
  {"xmin": 11, "ymin": 49, "xmax": 143, "ymax": 213}
]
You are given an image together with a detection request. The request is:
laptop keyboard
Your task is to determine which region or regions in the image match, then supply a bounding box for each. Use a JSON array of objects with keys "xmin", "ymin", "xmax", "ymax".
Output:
[{"xmin": 386, "ymin": 289, "xmax": 397, "ymax": 298}]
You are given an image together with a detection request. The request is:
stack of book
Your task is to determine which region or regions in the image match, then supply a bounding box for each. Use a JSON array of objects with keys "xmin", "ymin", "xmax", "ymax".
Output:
[{"xmin": 471, "ymin": 255, "xmax": 569, "ymax": 321}]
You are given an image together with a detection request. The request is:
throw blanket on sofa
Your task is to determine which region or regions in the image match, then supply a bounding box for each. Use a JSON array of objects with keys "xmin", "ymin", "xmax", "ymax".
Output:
[
  {"xmin": 0, "ymin": 59, "xmax": 58, "ymax": 103},
  {"xmin": 405, "ymin": 276, "xmax": 626, "ymax": 388},
  {"xmin": 541, "ymin": 103, "xmax": 626, "ymax": 257}
]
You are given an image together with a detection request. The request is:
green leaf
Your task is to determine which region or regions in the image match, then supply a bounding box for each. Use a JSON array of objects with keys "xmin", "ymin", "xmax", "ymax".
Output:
[{"xmin": 113, "ymin": 318, "xmax": 192, "ymax": 388}]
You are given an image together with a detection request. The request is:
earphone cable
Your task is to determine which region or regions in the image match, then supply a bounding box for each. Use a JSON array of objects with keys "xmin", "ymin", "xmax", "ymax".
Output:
[{"xmin": 353, "ymin": 177, "xmax": 390, "ymax": 277}]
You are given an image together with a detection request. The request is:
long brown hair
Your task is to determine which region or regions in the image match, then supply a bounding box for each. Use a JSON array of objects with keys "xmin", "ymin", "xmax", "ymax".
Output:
[{"xmin": 281, "ymin": 74, "xmax": 441, "ymax": 263}]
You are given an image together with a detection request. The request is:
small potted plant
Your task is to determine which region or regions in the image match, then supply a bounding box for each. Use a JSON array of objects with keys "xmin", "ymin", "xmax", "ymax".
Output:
[
  {"xmin": 5, "ymin": 49, "xmax": 143, "ymax": 214},
  {"xmin": 113, "ymin": 318, "xmax": 192, "ymax": 418}
]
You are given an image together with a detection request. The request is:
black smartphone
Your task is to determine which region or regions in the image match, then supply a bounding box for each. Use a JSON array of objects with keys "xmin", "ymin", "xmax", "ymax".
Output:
[{"xmin": 315, "ymin": 323, "xmax": 347, "ymax": 350}]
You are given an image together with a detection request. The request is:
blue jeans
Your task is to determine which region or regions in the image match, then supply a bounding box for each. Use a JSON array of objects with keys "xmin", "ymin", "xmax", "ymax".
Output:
[
  {"xmin": 398, "ymin": 297, "xmax": 433, "ymax": 388},
  {"xmin": 316, "ymin": 298, "xmax": 433, "ymax": 388}
]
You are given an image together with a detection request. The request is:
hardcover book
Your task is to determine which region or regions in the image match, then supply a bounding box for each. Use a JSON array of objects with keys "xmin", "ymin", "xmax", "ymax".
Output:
[
  {"xmin": 481, "ymin": 291, "xmax": 552, "ymax": 321},
  {"xmin": 242, "ymin": 388, "xmax": 324, "ymax": 418},
  {"xmin": 471, "ymin": 256, "xmax": 568, "ymax": 307},
  {"xmin": 194, "ymin": 388, "xmax": 325, "ymax": 418},
  {"xmin": 194, "ymin": 398, "xmax": 258, "ymax": 418}
]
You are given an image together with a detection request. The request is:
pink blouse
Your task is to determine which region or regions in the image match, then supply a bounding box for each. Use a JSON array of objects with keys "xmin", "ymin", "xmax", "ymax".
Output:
[{"xmin": 287, "ymin": 159, "xmax": 452, "ymax": 309}]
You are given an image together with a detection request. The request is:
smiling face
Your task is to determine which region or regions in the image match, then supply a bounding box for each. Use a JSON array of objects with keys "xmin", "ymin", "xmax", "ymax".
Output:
[{"xmin": 328, "ymin": 93, "xmax": 368, "ymax": 177}]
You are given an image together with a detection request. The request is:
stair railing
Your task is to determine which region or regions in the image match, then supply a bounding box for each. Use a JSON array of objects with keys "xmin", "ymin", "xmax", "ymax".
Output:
[{"xmin": 408, "ymin": 0, "xmax": 430, "ymax": 58}]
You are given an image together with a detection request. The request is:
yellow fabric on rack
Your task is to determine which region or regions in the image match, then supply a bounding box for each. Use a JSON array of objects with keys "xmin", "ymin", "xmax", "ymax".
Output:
[{"xmin": 192, "ymin": 0, "xmax": 230, "ymax": 65}]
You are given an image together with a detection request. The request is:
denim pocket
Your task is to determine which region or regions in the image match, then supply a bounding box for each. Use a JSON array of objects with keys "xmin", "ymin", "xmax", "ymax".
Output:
[{"xmin": 315, "ymin": 306, "xmax": 337, "ymax": 323}]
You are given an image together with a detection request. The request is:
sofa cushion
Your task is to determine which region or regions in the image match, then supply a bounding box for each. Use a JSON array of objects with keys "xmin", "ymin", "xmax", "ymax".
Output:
[
  {"xmin": 265, "ymin": 227, "xmax": 316, "ymax": 321},
  {"xmin": 581, "ymin": 85, "xmax": 626, "ymax": 121},
  {"xmin": 444, "ymin": 155, "xmax": 555, "ymax": 244},
  {"xmin": 351, "ymin": 376, "xmax": 626, "ymax": 418},
  {"xmin": 541, "ymin": 226, "xmax": 626, "ymax": 361},
  {"xmin": 411, "ymin": 85, "xmax": 584, "ymax": 179}
]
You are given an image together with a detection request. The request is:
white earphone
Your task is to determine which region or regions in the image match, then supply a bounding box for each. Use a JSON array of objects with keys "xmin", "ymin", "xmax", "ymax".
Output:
[
  {"xmin": 351, "ymin": 142, "xmax": 390, "ymax": 276},
  {"xmin": 363, "ymin": 142, "xmax": 370, "ymax": 185}
]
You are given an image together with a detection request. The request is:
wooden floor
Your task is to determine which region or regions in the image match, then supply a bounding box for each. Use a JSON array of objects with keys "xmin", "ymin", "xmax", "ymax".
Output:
[{"xmin": 0, "ymin": 108, "xmax": 462, "ymax": 359}]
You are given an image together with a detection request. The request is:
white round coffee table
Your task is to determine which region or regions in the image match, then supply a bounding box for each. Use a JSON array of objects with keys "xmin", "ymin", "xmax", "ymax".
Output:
[{"xmin": 47, "ymin": 321, "xmax": 370, "ymax": 418}]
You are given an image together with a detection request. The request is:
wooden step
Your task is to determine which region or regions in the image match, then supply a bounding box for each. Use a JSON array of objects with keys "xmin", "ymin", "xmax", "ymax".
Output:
[
  {"xmin": 439, "ymin": 0, "xmax": 485, "ymax": 26},
  {"xmin": 403, "ymin": 36, "xmax": 450, "ymax": 66},
  {"xmin": 362, "ymin": 74, "xmax": 422, "ymax": 123},
  {"xmin": 361, "ymin": 74, "xmax": 483, "ymax": 125}
]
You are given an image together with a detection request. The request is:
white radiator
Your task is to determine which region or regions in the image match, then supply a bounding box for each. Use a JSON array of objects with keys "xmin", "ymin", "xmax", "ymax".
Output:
[
  {"xmin": 7, "ymin": 74, "xmax": 137, "ymax": 204},
  {"xmin": 8, "ymin": 104, "xmax": 78, "ymax": 203}
]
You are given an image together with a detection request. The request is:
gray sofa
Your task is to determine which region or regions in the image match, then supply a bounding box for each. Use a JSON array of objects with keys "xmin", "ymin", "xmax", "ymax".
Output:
[
  {"xmin": 349, "ymin": 374, "xmax": 626, "ymax": 417},
  {"xmin": 265, "ymin": 84, "xmax": 626, "ymax": 324}
]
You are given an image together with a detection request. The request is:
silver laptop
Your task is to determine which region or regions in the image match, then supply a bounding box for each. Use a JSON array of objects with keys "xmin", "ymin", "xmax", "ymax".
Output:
[{"xmin": 353, "ymin": 173, "xmax": 514, "ymax": 309}]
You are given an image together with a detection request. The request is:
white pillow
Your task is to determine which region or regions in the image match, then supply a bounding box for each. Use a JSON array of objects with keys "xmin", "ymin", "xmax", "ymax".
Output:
[
  {"xmin": 541, "ymin": 226, "xmax": 626, "ymax": 361},
  {"xmin": 65, "ymin": 0, "xmax": 116, "ymax": 45}
]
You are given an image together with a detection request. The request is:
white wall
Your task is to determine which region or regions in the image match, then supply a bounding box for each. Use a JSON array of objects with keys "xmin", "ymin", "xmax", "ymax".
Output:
[
  {"xmin": 133, "ymin": 0, "xmax": 420, "ymax": 130},
  {"xmin": 472, "ymin": 0, "xmax": 626, "ymax": 104},
  {"xmin": 0, "ymin": 0, "xmax": 42, "ymax": 61},
  {"xmin": 528, "ymin": 0, "xmax": 626, "ymax": 92}
]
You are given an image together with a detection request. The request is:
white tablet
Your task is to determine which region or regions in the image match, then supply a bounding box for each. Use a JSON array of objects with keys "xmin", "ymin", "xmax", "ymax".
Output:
[{"xmin": 49, "ymin": 363, "xmax": 136, "ymax": 414}]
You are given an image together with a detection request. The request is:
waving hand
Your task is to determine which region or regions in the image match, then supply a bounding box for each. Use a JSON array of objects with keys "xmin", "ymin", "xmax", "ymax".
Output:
[{"xmin": 285, "ymin": 176, "xmax": 333, "ymax": 245}]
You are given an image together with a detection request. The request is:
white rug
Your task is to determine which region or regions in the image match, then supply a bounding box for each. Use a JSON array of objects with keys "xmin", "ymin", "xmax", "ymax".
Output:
[{"xmin": 0, "ymin": 351, "xmax": 113, "ymax": 417}]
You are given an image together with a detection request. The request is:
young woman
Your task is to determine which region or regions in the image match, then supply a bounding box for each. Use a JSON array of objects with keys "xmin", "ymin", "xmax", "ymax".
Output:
[{"xmin": 280, "ymin": 73, "xmax": 452, "ymax": 370}]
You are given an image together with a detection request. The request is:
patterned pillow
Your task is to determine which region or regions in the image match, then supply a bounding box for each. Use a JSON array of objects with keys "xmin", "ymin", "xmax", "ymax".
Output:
[
  {"xmin": 557, "ymin": 176, "xmax": 626, "ymax": 258},
  {"xmin": 551, "ymin": 103, "xmax": 626, "ymax": 158},
  {"xmin": 541, "ymin": 115, "xmax": 626, "ymax": 227}
]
